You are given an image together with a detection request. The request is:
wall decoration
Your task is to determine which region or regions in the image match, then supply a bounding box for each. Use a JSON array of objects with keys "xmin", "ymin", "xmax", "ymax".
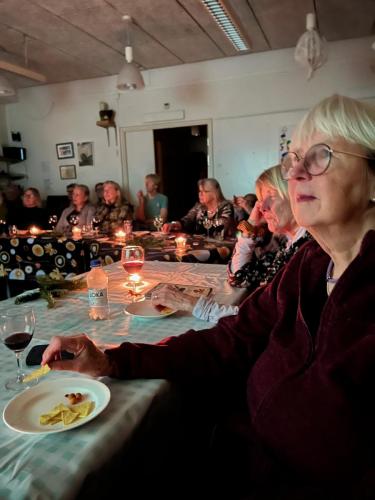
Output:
[
  {"xmin": 279, "ymin": 126, "xmax": 294, "ymax": 161},
  {"xmin": 59, "ymin": 164, "xmax": 76, "ymax": 180},
  {"xmin": 77, "ymin": 141, "xmax": 94, "ymax": 166},
  {"xmin": 56, "ymin": 142, "xmax": 74, "ymax": 159}
]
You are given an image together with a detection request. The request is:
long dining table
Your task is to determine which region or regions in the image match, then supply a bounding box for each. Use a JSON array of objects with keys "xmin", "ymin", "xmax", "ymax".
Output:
[{"xmin": 0, "ymin": 260, "xmax": 249, "ymax": 500}]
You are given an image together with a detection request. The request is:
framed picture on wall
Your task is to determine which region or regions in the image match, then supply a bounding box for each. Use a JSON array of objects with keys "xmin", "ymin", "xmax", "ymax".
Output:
[
  {"xmin": 77, "ymin": 141, "xmax": 94, "ymax": 166},
  {"xmin": 59, "ymin": 164, "xmax": 76, "ymax": 180},
  {"xmin": 56, "ymin": 142, "xmax": 74, "ymax": 159}
]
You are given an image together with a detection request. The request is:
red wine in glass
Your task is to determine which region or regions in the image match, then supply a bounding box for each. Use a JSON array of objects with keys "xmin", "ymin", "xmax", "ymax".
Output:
[
  {"xmin": 0, "ymin": 307, "xmax": 36, "ymax": 391},
  {"xmin": 122, "ymin": 260, "xmax": 144, "ymax": 275},
  {"xmin": 4, "ymin": 332, "xmax": 33, "ymax": 351}
]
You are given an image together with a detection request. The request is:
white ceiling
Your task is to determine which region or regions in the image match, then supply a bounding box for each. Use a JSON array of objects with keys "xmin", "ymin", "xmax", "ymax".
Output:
[{"xmin": 0, "ymin": 0, "xmax": 374, "ymax": 93}]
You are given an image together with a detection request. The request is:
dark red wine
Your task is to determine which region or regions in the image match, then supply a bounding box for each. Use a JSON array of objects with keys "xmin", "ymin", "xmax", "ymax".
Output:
[
  {"xmin": 4, "ymin": 332, "xmax": 33, "ymax": 351},
  {"xmin": 123, "ymin": 260, "xmax": 144, "ymax": 275}
]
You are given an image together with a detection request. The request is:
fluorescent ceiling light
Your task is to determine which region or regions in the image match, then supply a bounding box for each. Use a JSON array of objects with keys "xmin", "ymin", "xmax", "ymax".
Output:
[{"xmin": 202, "ymin": 0, "xmax": 249, "ymax": 51}]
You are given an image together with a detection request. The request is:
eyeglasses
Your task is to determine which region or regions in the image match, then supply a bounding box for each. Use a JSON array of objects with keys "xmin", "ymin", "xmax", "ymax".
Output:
[{"xmin": 281, "ymin": 143, "xmax": 374, "ymax": 180}]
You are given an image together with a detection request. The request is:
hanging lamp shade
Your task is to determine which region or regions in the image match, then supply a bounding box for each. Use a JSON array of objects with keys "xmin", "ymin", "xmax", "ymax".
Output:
[
  {"xmin": 294, "ymin": 13, "xmax": 327, "ymax": 80},
  {"xmin": 117, "ymin": 46, "xmax": 144, "ymax": 91},
  {"xmin": 0, "ymin": 73, "xmax": 16, "ymax": 96}
]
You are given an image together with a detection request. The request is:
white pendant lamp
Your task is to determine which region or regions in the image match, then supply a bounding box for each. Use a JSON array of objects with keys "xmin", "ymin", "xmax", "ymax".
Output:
[
  {"xmin": 117, "ymin": 16, "xmax": 144, "ymax": 91},
  {"xmin": 295, "ymin": 13, "xmax": 327, "ymax": 80},
  {"xmin": 0, "ymin": 73, "xmax": 16, "ymax": 96}
]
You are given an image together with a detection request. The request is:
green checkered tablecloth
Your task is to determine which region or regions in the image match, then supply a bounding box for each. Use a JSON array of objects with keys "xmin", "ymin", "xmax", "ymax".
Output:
[{"xmin": 0, "ymin": 261, "xmax": 247, "ymax": 500}]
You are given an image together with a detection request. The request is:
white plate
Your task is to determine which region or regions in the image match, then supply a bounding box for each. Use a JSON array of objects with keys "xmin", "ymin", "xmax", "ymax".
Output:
[
  {"xmin": 3, "ymin": 377, "xmax": 111, "ymax": 434},
  {"xmin": 125, "ymin": 300, "xmax": 177, "ymax": 319}
]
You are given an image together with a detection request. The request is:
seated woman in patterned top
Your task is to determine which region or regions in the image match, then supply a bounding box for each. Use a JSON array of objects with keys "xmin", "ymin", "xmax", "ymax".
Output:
[
  {"xmin": 163, "ymin": 178, "xmax": 235, "ymax": 238},
  {"xmin": 152, "ymin": 165, "xmax": 310, "ymax": 323},
  {"xmin": 94, "ymin": 181, "xmax": 133, "ymax": 235}
]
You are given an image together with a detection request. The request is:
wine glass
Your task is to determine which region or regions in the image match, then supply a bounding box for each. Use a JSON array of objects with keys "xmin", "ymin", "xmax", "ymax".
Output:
[
  {"xmin": 92, "ymin": 215, "xmax": 101, "ymax": 235},
  {"xmin": 0, "ymin": 219, "xmax": 7, "ymax": 235},
  {"xmin": 153, "ymin": 216, "xmax": 164, "ymax": 232},
  {"xmin": 68, "ymin": 214, "xmax": 79, "ymax": 228},
  {"xmin": 213, "ymin": 217, "xmax": 225, "ymax": 240},
  {"xmin": 121, "ymin": 245, "xmax": 145, "ymax": 301},
  {"xmin": 0, "ymin": 307, "xmax": 36, "ymax": 391},
  {"xmin": 202, "ymin": 217, "xmax": 213, "ymax": 238},
  {"xmin": 48, "ymin": 214, "xmax": 58, "ymax": 230}
]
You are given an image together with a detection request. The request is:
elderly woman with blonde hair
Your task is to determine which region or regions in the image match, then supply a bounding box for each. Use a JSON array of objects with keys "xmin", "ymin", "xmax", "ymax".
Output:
[
  {"xmin": 43, "ymin": 95, "xmax": 375, "ymax": 499},
  {"xmin": 94, "ymin": 180, "xmax": 133, "ymax": 235}
]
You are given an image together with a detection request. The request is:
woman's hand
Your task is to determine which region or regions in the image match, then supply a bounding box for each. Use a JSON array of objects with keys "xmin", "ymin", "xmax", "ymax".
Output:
[
  {"xmin": 41, "ymin": 334, "xmax": 113, "ymax": 377},
  {"xmin": 151, "ymin": 285, "xmax": 198, "ymax": 313},
  {"xmin": 248, "ymin": 201, "xmax": 264, "ymax": 226},
  {"xmin": 137, "ymin": 190, "xmax": 144, "ymax": 202}
]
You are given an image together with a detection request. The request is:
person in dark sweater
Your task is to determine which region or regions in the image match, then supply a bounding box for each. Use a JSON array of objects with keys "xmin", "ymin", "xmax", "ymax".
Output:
[
  {"xmin": 42, "ymin": 95, "xmax": 375, "ymax": 499},
  {"xmin": 9, "ymin": 187, "xmax": 48, "ymax": 229}
]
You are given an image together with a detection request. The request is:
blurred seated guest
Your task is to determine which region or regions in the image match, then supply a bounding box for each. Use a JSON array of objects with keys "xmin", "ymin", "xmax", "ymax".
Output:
[
  {"xmin": 4, "ymin": 183, "xmax": 23, "ymax": 223},
  {"xmin": 233, "ymin": 192, "xmax": 257, "ymax": 222},
  {"xmin": 66, "ymin": 183, "xmax": 76, "ymax": 205},
  {"xmin": 42, "ymin": 95, "xmax": 375, "ymax": 499},
  {"xmin": 163, "ymin": 178, "xmax": 235, "ymax": 238},
  {"xmin": 95, "ymin": 180, "xmax": 133, "ymax": 235},
  {"xmin": 55, "ymin": 184, "xmax": 95, "ymax": 233},
  {"xmin": 95, "ymin": 182, "xmax": 104, "ymax": 207},
  {"xmin": 136, "ymin": 174, "xmax": 168, "ymax": 229},
  {"xmin": 0, "ymin": 191, "xmax": 7, "ymax": 220},
  {"xmin": 153, "ymin": 165, "xmax": 310, "ymax": 322},
  {"xmin": 9, "ymin": 187, "xmax": 48, "ymax": 230}
]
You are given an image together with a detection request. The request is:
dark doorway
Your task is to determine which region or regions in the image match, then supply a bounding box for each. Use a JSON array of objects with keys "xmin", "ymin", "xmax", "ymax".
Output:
[{"xmin": 153, "ymin": 125, "xmax": 208, "ymax": 221}]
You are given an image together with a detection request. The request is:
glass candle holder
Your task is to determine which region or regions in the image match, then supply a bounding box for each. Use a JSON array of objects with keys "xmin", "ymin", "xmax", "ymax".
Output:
[{"xmin": 175, "ymin": 236, "xmax": 187, "ymax": 254}]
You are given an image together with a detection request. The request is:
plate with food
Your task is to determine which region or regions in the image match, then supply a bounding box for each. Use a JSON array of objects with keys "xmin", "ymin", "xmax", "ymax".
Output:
[
  {"xmin": 3, "ymin": 377, "xmax": 110, "ymax": 434},
  {"xmin": 125, "ymin": 300, "xmax": 177, "ymax": 319}
]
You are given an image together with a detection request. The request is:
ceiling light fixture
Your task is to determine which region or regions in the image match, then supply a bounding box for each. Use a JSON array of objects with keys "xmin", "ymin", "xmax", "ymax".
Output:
[
  {"xmin": 117, "ymin": 15, "xmax": 145, "ymax": 91},
  {"xmin": 0, "ymin": 73, "xmax": 16, "ymax": 96},
  {"xmin": 295, "ymin": 13, "xmax": 327, "ymax": 80},
  {"xmin": 201, "ymin": 0, "xmax": 249, "ymax": 51}
]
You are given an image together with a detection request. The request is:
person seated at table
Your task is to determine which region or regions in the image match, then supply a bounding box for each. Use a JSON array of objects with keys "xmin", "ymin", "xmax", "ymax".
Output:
[
  {"xmin": 66, "ymin": 183, "xmax": 76, "ymax": 205},
  {"xmin": 95, "ymin": 182, "xmax": 104, "ymax": 207},
  {"xmin": 42, "ymin": 95, "xmax": 375, "ymax": 499},
  {"xmin": 4, "ymin": 183, "xmax": 23, "ymax": 223},
  {"xmin": 55, "ymin": 184, "xmax": 95, "ymax": 233},
  {"xmin": 233, "ymin": 192, "xmax": 257, "ymax": 222},
  {"xmin": 95, "ymin": 180, "xmax": 133, "ymax": 235},
  {"xmin": 163, "ymin": 178, "xmax": 235, "ymax": 238},
  {"xmin": 8, "ymin": 187, "xmax": 49, "ymax": 230},
  {"xmin": 135, "ymin": 173, "xmax": 168, "ymax": 230},
  {"xmin": 152, "ymin": 165, "xmax": 310, "ymax": 322},
  {"xmin": 0, "ymin": 191, "xmax": 7, "ymax": 221}
]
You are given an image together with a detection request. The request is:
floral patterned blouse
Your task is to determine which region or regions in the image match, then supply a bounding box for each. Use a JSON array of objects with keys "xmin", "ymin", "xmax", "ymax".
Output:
[
  {"xmin": 180, "ymin": 200, "xmax": 235, "ymax": 237},
  {"xmin": 95, "ymin": 201, "xmax": 133, "ymax": 235},
  {"xmin": 229, "ymin": 230, "xmax": 311, "ymax": 290}
]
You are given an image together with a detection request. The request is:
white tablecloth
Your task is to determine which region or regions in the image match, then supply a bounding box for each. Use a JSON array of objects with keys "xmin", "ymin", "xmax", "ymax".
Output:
[{"xmin": 0, "ymin": 261, "xmax": 248, "ymax": 500}]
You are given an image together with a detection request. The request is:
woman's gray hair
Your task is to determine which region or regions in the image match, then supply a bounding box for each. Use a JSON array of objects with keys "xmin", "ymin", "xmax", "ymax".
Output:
[{"xmin": 292, "ymin": 95, "xmax": 375, "ymax": 161}]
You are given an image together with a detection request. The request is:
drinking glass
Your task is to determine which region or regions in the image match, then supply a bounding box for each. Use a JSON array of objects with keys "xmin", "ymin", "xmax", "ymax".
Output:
[
  {"xmin": 48, "ymin": 214, "xmax": 58, "ymax": 230},
  {"xmin": 68, "ymin": 214, "xmax": 79, "ymax": 227},
  {"xmin": 9, "ymin": 225, "xmax": 17, "ymax": 237},
  {"xmin": 0, "ymin": 307, "xmax": 36, "ymax": 391},
  {"xmin": 153, "ymin": 216, "xmax": 164, "ymax": 232},
  {"xmin": 92, "ymin": 216, "xmax": 101, "ymax": 235},
  {"xmin": 213, "ymin": 217, "xmax": 225, "ymax": 240},
  {"xmin": 202, "ymin": 217, "xmax": 213, "ymax": 238},
  {"xmin": 121, "ymin": 245, "xmax": 145, "ymax": 300},
  {"xmin": 0, "ymin": 219, "xmax": 7, "ymax": 235}
]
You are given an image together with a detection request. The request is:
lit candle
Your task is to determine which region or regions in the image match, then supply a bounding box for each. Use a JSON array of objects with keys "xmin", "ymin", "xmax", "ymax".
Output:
[
  {"xmin": 29, "ymin": 226, "xmax": 40, "ymax": 236},
  {"xmin": 130, "ymin": 273, "xmax": 140, "ymax": 283},
  {"xmin": 115, "ymin": 230, "xmax": 126, "ymax": 243},
  {"xmin": 72, "ymin": 226, "xmax": 82, "ymax": 239},
  {"xmin": 175, "ymin": 236, "xmax": 187, "ymax": 254}
]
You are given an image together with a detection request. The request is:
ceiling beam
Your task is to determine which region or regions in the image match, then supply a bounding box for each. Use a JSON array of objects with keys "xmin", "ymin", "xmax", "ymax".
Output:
[{"xmin": 0, "ymin": 60, "xmax": 47, "ymax": 82}]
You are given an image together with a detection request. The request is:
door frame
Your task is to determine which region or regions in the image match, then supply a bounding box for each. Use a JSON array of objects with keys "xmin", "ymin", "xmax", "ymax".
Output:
[{"xmin": 120, "ymin": 119, "xmax": 214, "ymax": 197}]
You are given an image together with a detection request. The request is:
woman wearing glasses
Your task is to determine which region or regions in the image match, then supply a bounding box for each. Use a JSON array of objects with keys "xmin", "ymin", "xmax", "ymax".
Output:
[{"xmin": 43, "ymin": 95, "xmax": 375, "ymax": 499}]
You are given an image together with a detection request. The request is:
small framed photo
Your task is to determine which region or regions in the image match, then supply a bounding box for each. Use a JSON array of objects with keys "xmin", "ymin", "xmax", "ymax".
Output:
[
  {"xmin": 56, "ymin": 142, "xmax": 74, "ymax": 159},
  {"xmin": 59, "ymin": 164, "xmax": 76, "ymax": 180},
  {"xmin": 77, "ymin": 141, "xmax": 94, "ymax": 166}
]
